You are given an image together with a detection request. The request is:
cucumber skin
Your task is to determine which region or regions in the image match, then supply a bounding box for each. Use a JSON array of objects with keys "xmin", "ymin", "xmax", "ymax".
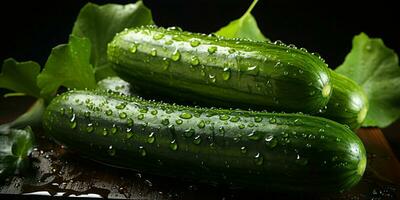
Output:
[
  {"xmin": 319, "ymin": 71, "xmax": 369, "ymax": 130},
  {"xmin": 107, "ymin": 26, "xmax": 332, "ymax": 114},
  {"xmin": 43, "ymin": 90, "xmax": 366, "ymax": 192}
]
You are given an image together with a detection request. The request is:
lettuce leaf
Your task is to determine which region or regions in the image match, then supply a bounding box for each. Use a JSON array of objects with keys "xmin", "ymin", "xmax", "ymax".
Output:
[
  {"xmin": 72, "ymin": 1, "xmax": 154, "ymax": 81},
  {"xmin": 335, "ymin": 33, "xmax": 400, "ymax": 128},
  {"xmin": 216, "ymin": 0, "xmax": 268, "ymax": 41}
]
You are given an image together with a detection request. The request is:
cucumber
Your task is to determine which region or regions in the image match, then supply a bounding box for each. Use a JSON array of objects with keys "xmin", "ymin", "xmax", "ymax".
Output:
[
  {"xmin": 43, "ymin": 90, "xmax": 366, "ymax": 192},
  {"xmin": 319, "ymin": 71, "xmax": 369, "ymax": 130},
  {"xmin": 97, "ymin": 76, "xmax": 135, "ymax": 96},
  {"xmin": 107, "ymin": 26, "xmax": 332, "ymax": 114}
]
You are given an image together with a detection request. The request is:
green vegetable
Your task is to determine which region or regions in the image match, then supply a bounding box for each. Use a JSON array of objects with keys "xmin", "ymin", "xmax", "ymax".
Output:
[
  {"xmin": 0, "ymin": 126, "xmax": 35, "ymax": 180},
  {"xmin": 37, "ymin": 35, "xmax": 96, "ymax": 99},
  {"xmin": 43, "ymin": 90, "xmax": 366, "ymax": 192},
  {"xmin": 108, "ymin": 26, "xmax": 332, "ymax": 114},
  {"xmin": 0, "ymin": 58, "xmax": 41, "ymax": 98},
  {"xmin": 318, "ymin": 71, "xmax": 369, "ymax": 130},
  {"xmin": 335, "ymin": 33, "xmax": 400, "ymax": 128},
  {"xmin": 216, "ymin": 0, "xmax": 268, "ymax": 41},
  {"xmin": 97, "ymin": 76, "xmax": 136, "ymax": 96},
  {"xmin": 72, "ymin": 1, "xmax": 154, "ymax": 81}
]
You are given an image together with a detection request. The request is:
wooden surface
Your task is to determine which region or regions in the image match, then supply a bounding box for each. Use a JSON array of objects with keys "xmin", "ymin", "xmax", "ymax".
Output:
[{"xmin": 0, "ymin": 98, "xmax": 399, "ymax": 199}]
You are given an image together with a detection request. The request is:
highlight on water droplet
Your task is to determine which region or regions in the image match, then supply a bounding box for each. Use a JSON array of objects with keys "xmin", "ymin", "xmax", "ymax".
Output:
[
  {"xmin": 147, "ymin": 132, "xmax": 155, "ymax": 144},
  {"xmin": 150, "ymin": 48, "xmax": 157, "ymax": 57},
  {"xmin": 191, "ymin": 56, "xmax": 200, "ymax": 66},
  {"xmin": 106, "ymin": 109, "xmax": 113, "ymax": 116},
  {"xmin": 184, "ymin": 128, "xmax": 195, "ymax": 137},
  {"xmin": 110, "ymin": 124, "xmax": 117, "ymax": 134},
  {"xmin": 175, "ymin": 119, "xmax": 183, "ymax": 125},
  {"xmin": 153, "ymin": 33, "xmax": 164, "ymax": 40},
  {"xmin": 180, "ymin": 112, "xmax": 192, "ymax": 119},
  {"xmin": 129, "ymin": 44, "xmax": 137, "ymax": 53},
  {"xmin": 240, "ymin": 146, "xmax": 247, "ymax": 154},
  {"xmin": 86, "ymin": 123, "xmax": 94, "ymax": 133},
  {"xmin": 139, "ymin": 146, "xmax": 146, "ymax": 156},
  {"xmin": 108, "ymin": 145, "xmax": 116, "ymax": 156},
  {"xmin": 137, "ymin": 114, "xmax": 144, "ymax": 120},
  {"xmin": 119, "ymin": 112, "xmax": 127, "ymax": 119},
  {"xmin": 222, "ymin": 68, "xmax": 231, "ymax": 80},
  {"xmin": 170, "ymin": 140, "xmax": 178, "ymax": 151},
  {"xmin": 219, "ymin": 115, "xmax": 230, "ymax": 121},
  {"xmin": 171, "ymin": 50, "xmax": 181, "ymax": 61},
  {"xmin": 254, "ymin": 152, "xmax": 264, "ymax": 165},
  {"xmin": 193, "ymin": 135, "xmax": 202, "ymax": 144},
  {"xmin": 197, "ymin": 121, "xmax": 205, "ymax": 128},
  {"xmin": 208, "ymin": 46, "xmax": 217, "ymax": 54},
  {"xmin": 190, "ymin": 39, "xmax": 200, "ymax": 47}
]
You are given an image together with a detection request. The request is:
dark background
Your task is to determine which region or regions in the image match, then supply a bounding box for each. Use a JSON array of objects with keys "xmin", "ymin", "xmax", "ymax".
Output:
[{"xmin": 0, "ymin": 0, "xmax": 399, "ymax": 69}]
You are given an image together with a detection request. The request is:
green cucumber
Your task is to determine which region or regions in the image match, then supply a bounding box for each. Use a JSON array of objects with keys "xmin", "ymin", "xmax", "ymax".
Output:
[
  {"xmin": 97, "ymin": 76, "xmax": 136, "ymax": 96},
  {"xmin": 43, "ymin": 90, "xmax": 366, "ymax": 192},
  {"xmin": 319, "ymin": 71, "xmax": 369, "ymax": 130},
  {"xmin": 107, "ymin": 26, "xmax": 332, "ymax": 114}
]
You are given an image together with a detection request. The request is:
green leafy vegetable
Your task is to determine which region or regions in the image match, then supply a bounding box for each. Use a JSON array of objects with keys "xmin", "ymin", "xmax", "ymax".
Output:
[
  {"xmin": 37, "ymin": 35, "xmax": 96, "ymax": 98},
  {"xmin": 0, "ymin": 58, "xmax": 41, "ymax": 98},
  {"xmin": 216, "ymin": 0, "xmax": 268, "ymax": 41},
  {"xmin": 72, "ymin": 1, "xmax": 154, "ymax": 81},
  {"xmin": 0, "ymin": 126, "xmax": 34, "ymax": 180},
  {"xmin": 335, "ymin": 33, "xmax": 400, "ymax": 128}
]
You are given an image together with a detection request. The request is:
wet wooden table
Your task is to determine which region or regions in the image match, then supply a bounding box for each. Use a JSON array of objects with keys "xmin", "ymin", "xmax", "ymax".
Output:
[{"xmin": 1, "ymin": 97, "xmax": 399, "ymax": 199}]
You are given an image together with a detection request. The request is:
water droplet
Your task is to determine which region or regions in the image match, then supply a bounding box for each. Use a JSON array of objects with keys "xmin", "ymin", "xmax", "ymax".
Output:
[
  {"xmin": 161, "ymin": 118, "xmax": 169, "ymax": 126},
  {"xmin": 247, "ymin": 123, "xmax": 255, "ymax": 127},
  {"xmin": 254, "ymin": 116, "xmax": 263, "ymax": 123},
  {"xmin": 151, "ymin": 110, "xmax": 158, "ymax": 115},
  {"xmin": 180, "ymin": 112, "xmax": 192, "ymax": 119},
  {"xmin": 240, "ymin": 146, "xmax": 247, "ymax": 154},
  {"xmin": 193, "ymin": 135, "xmax": 202, "ymax": 144},
  {"xmin": 222, "ymin": 68, "xmax": 231, "ymax": 80},
  {"xmin": 165, "ymin": 40, "xmax": 173, "ymax": 45},
  {"xmin": 171, "ymin": 50, "xmax": 181, "ymax": 61},
  {"xmin": 60, "ymin": 107, "xmax": 65, "ymax": 115},
  {"xmin": 208, "ymin": 46, "xmax": 217, "ymax": 54},
  {"xmin": 295, "ymin": 154, "xmax": 308, "ymax": 166},
  {"xmin": 191, "ymin": 56, "xmax": 200, "ymax": 66},
  {"xmin": 273, "ymin": 40, "xmax": 284, "ymax": 46},
  {"xmin": 102, "ymin": 128, "xmax": 109, "ymax": 136},
  {"xmin": 184, "ymin": 128, "xmax": 195, "ymax": 137},
  {"xmin": 219, "ymin": 115, "xmax": 230, "ymax": 121},
  {"xmin": 229, "ymin": 116, "xmax": 240, "ymax": 122},
  {"xmin": 248, "ymin": 130, "xmax": 263, "ymax": 141},
  {"xmin": 254, "ymin": 153, "xmax": 264, "ymax": 165},
  {"xmin": 197, "ymin": 121, "xmax": 205, "ymax": 128},
  {"xmin": 129, "ymin": 44, "xmax": 137, "ymax": 53},
  {"xmin": 208, "ymin": 74, "xmax": 216, "ymax": 83},
  {"xmin": 190, "ymin": 40, "xmax": 200, "ymax": 47},
  {"xmin": 248, "ymin": 66, "xmax": 257, "ymax": 71},
  {"xmin": 139, "ymin": 107, "xmax": 148, "ymax": 113},
  {"xmin": 175, "ymin": 119, "xmax": 183, "ymax": 125},
  {"xmin": 106, "ymin": 109, "xmax": 113, "ymax": 116},
  {"xmin": 111, "ymin": 124, "xmax": 117, "ymax": 134},
  {"xmin": 69, "ymin": 121, "xmax": 77, "ymax": 129},
  {"xmin": 108, "ymin": 145, "xmax": 116, "ymax": 156},
  {"xmin": 238, "ymin": 124, "xmax": 245, "ymax": 129},
  {"xmin": 139, "ymin": 146, "xmax": 146, "ymax": 156},
  {"xmin": 153, "ymin": 33, "xmax": 164, "ymax": 40},
  {"xmin": 119, "ymin": 112, "xmax": 127, "ymax": 119},
  {"xmin": 137, "ymin": 114, "xmax": 144, "ymax": 120},
  {"xmin": 86, "ymin": 123, "xmax": 94, "ymax": 133},
  {"xmin": 269, "ymin": 117, "xmax": 276, "ymax": 124},
  {"xmin": 228, "ymin": 48, "xmax": 236, "ymax": 54},
  {"xmin": 150, "ymin": 48, "xmax": 157, "ymax": 57},
  {"xmin": 283, "ymin": 71, "xmax": 289, "ymax": 76},
  {"xmin": 126, "ymin": 129, "xmax": 134, "ymax": 139},
  {"xmin": 219, "ymin": 127, "xmax": 225, "ymax": 135},
  {"xmin": 200, "ymin": 69, "xmax": 206, "ymax": 77},
  {"xmin": 170, "ymin": 140, "xmax": 178, "ymax": 151},
  {"xmin": 115, "ymin": 103, "xmax": 126, "ymax": 109},
  {"xmin": 147, "ymin": 132, "xmax": 155, "ymax": 144},
  {"xmin": 127, "ymin": 118, "xmax": 134, "ymax": 126},
  {"xmin": 84, "ymin": 111, "xmax": 90, "ymax": 118}
]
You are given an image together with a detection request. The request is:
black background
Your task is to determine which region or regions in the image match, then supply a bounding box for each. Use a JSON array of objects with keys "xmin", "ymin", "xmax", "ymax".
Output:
[{"xmin": 0, "ymin": 0, "xmax": 399, "ymax": 69}]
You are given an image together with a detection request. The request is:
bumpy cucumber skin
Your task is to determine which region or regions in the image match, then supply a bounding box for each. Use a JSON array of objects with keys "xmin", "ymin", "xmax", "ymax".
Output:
[
  {"xmin": 43, "ymin": 90, "xmax": 366, "ymax": 192},
  {"xmin": 319, "ymin": 71, "xmax": 369, "ymax": 130},
  {"xmin": 107, "ymin": 26, "xmax": 332, "ymax": 114}
]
